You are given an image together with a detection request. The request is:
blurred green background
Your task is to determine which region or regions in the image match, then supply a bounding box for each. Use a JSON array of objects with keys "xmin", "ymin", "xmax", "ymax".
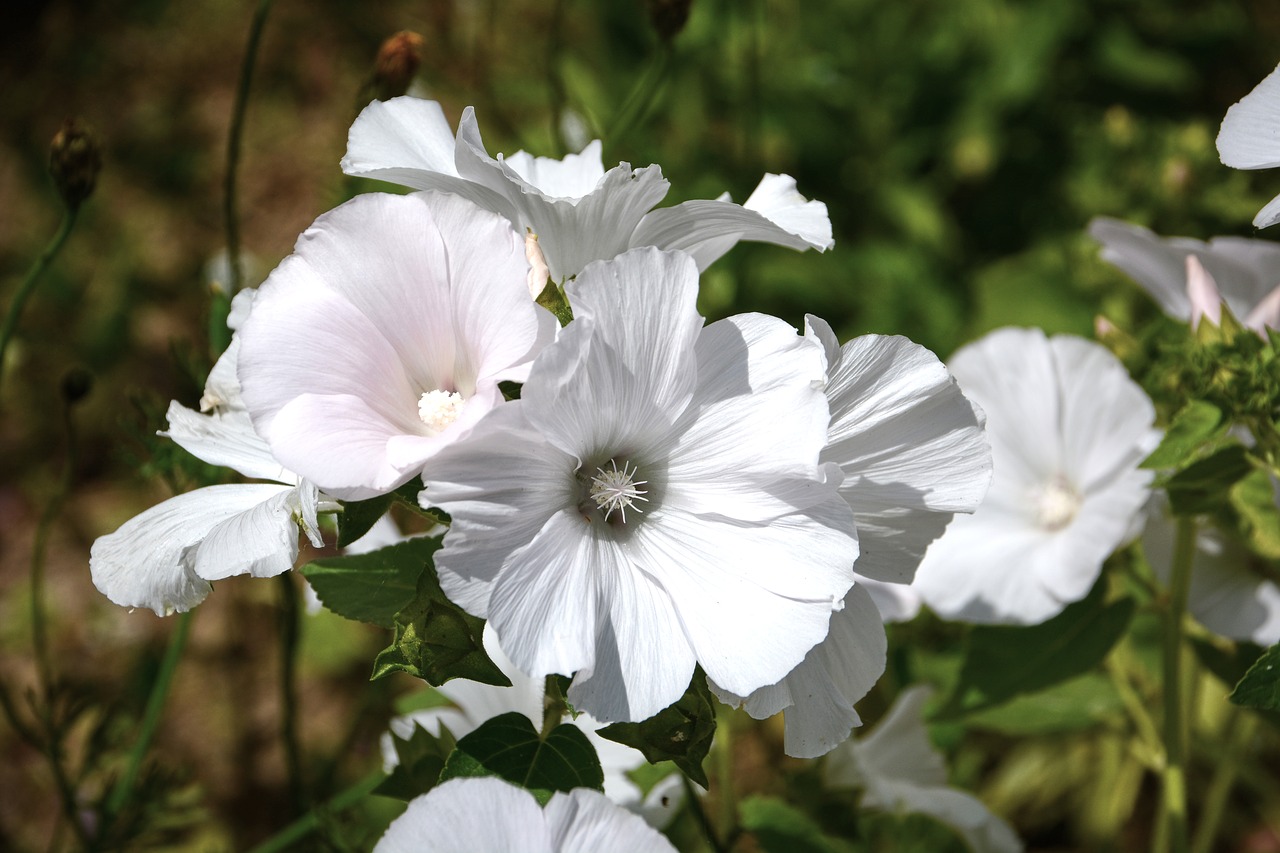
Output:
[{"xmin": 3, "ymin": 0, "xmax": 1280, "ymax": 849}]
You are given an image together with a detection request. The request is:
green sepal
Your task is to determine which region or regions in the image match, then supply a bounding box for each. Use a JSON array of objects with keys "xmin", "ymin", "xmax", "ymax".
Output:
[
  {"xmin": 937, "ymin": 579, "xmax": 1135, "ymax": 718},
  {"xmin": 370, "ymin": 561, "xmax": 511, "ymax": 687},
  {"xmin": 1164, "ymin": 444, "xmax": 1253, "ymax": 516},
  {"xmin": 438, "ymin": 712, "xmax": 604, "ymax": 805},
  {"xmin": 597, "ymin": 668, "xmax": 716, "ymax": 788},
  {"xmin": 374, "ymin": 721, "xmax": 458, "ymax": 801},
  {"xmin": 535, "ymin": 279, "xmax": 575, "ymax": 327},
  {"xmin": 301, "ymin": 536, "xmax": 441, "ymax": 628},
  {"xmin": 1141, "ymin": 400, "xmax": 1224, "ymax": 470}
]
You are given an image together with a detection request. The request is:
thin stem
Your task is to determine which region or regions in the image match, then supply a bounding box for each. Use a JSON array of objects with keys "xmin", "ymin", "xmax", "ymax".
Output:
[
  {"xmin": 681, "ymin": 773, "xmax": 727, "ymax": 853},
  {"xmin": 277, "ymin": 573, "xmax": 306, "ymax": 816},
  {"xmin": 244, "ymin": 771, "xmax": 384, "ymax": 853},
  {"xmin": 541, "ymin": 675, "xmax": 567, "ymax": 739},
  {"xmin": 1157, "ymin": 516, "xmax": 1196, "ymax": 853},
  {"xmin": 103, "ymin": 610, "xmax": 194, "ymax": 820},
  {"xmin": 1190, "ymin": 708, "xmax": 1256, "ymax": 853},
  {"xmin": 0, "ymin": 206, "xmax": 78, "ymax": 401},
  {"xmin": 1105, "ymin": 656, "xmax": 1162, "ymax": 768},
  {"xmin": 223, "ymin": 0, "xmax": 276, "ymax": 296}
]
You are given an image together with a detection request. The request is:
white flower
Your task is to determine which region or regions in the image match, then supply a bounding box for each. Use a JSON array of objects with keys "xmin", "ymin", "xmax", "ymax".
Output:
[
  {"xmin": 341, "ymin": 96, "xmax": 832, "ymax": 283},
  {"xmin": 383, "ymin": 628, "xmax": 684, "ymax": 828},
  {"xmin": 825, "ymin": 686, "xmax": 1023, "ymax": 853},
  {"xmin": 374, "ymin": 777, "xmax": 676, "ymax": 853},
  {"xmin": 420, "ymin": 247, "xmax": 858, "ymax": 723},
  {"xmin": 1143, "ymin": 497, "xmax": 1280, "ymax": 646},
  {"xmin": 1217, "ymin": 62, "xmax": 1280, "ymax": 229},
  {"xmin": 912, "ymin": 328, "xmax": 1159, "ymax": 624},
  {"xmin": 236, "ymin": 190, "xmax": 556, "ymax": 501},
  {"xmin": 714, "ymin": 319, "xmax": 991, "ymax": 758},
  {"xmin": 1089, "ymin": 217, "xmax": 1280, "ymax": 333},
  {"xmin": 90, "ymin": 293, "xmax": 337, "ymax": 616}
]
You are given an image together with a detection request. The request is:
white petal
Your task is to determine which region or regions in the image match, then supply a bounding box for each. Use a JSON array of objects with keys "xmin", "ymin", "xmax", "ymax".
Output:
[
  {"xmin": 856, "ymin": 574, "xmax": 923, "ymax": 623},
  {"xmin": 545, "ymin": 787, "xmax": 679, "ymax": 853},
  {"xmin": 200, "ymin": 334, "xmax": 245, "ymax": 413},
  {"xmin": 1244, "ymin": 283, "xmax": 1280, "ymax": 332},
  {"xmin": 1218, "ymin": 63, "xmax": 1280, "ymax": 169},
  {"xmin": 90, "ymin": 484, "xmax": 296, "ymax": 616},
  {"xmin": 163, "ymin": 400, "xmax": 294, "ymax": 484},
  {"xmin": 1253, "ymin": 191, "xmax": 1280, "ymax": 230},
  {"xmin": 188, "ymin": 484, "xmax": 312, "ymax": 581},
  {"xmin": 1186, "ymin": 255, "xmax": 1223, "ymax": 329},
  {"xmin": 501, "ymin": 139, "xmax": 606, "ymax": 200},
  {"xmin": 868, "ymin": 782, "xmax": 1024, "ymax": 853},
  {"xmin": 829, "ymin": 685, "xmax": 947, "ymax": 789},
  {"xmin": 373, "ymin": 777, "xmax": 552, "ymax": 853}
]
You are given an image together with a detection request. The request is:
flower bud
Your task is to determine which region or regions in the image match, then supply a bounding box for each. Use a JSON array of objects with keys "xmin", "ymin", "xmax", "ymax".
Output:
[
  {"xmin": 49, "ymin": 119, "xmax": 102, "ymax": 210},
  {"xmin": 373, "ymin": 31, "xmax": 424, "ymax": 101},
  {"xmin": 644, "ymin": 0, "xmax": 693, "ymax": 41},
  {"xmin": 61, "ymin": 367, "xmax": 93, "ymax": 405}
]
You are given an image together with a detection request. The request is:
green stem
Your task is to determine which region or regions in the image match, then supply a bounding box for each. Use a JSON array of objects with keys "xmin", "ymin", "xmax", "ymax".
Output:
[
  {"xmin": 278, "ymin": 574, "xmax": 306, "ymax": 816},
  {"xmin": 1190, "ymin": 709, "xmax": 1255, "ymax": 853},
  {"xmin": 605, "ymin": 43, "xmax": 671, "ymax": 154},
  {"xmin": 103, "ymin": 610, "xmax": 194, "ymax": 820},
  {"xmin": 244, "ymin": 771, "xmax": 384, "ymax": 853},
  {"xmin": 223, "ymin": 0, "xmax": 276, "ymax": 296},
  {"xmin": 541, "ymin": 675, "xmax": 567, "ymax": 739},
  {"xmin": 681, "ymin": 773, "xmax": 727, "ymax": 853},
  {"xmin": 0, "ymin": 207, "xmax": 78, "ymax": 401},
  {"xmin": 1158, "ymin": 517, "xmax": 1196, "ymax": 853}
]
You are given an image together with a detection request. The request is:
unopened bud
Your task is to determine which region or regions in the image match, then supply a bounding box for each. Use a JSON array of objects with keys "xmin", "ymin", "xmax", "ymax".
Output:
[
  {"xmin": 61, "ymin": 367, "xmax": 93, "ymax": 404},
  {"xmin": 525, "ymin": 231, "xmax": 550, "ymax": 299},
  {"xmin": 49, "ymin": 119, "xmax": 102, "ymax": 210},
  {"xmin": 373, "ymin": 31, "xmax": 424, "ymax": 101},
  {"xmin": 644, "ymin": 0, "xmax": 693, "ymax": 41}
]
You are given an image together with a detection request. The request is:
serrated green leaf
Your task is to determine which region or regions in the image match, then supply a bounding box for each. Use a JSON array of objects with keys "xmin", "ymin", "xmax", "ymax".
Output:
[
  {"xmin": 1230, "ymin": 642, "xmax": 1280, "ymax": 711},
  {"xmin": 739, "ymin": 795, "xmax": 851, "ymax": 853},
  {"xmin": 335, "ymin": 492, "xmax": 397, "ymax": 548},
  {"xmin": 1141, "ymin": 400, "xmax": 1223, "ymax": 470},
  {"xmin": 438, "ymin": 712, "xmax": 603, "ymax": 804},
  {"xmin": 370, "ymin": 562, "xmax": 510, "ymax": 687},
  {"xmin": 1230, "ymin": 468, "xmax": 1280, "ymax": 559},
  {"xmin": 939, "ymin": 580, "xmax": 1135, "ymax": 718},
  {"xmin": 1165, "ymin": 444, "xmax": 1253, "ymax": 516},
  {"xmin": 597, "ymin": 670, "xmax": 716, "ymax": 788},
  {"xmin": 301, "ymin": 536, "xmax": 440, "ymax": 627},
  {"xmin": 374, "ymin": 721, "xmax": 457, "ymax": 801}
]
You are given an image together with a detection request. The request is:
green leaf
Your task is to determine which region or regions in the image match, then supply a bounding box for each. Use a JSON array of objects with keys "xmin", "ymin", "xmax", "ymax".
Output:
[
  {"xmin": 438, "ymin": 712, "xmax": 603, "ymax": 805},
  {"xmin": 1230, "ymin": 468, "xmax": 1280, "ymax": 559},
  {"xmin": 939, "ymin": 580, "xmax": 1135, "ymax": 717},
  {"xmin": 374, "ymin": 721, "xmax": 457, "ymax": 801},
  {"xmin": 1141, "ymin": 400, "xmax": 1223, "ymax": 470},
  {"xmin": 959, "ymin": 673, "xmax": 1123, "ymax": 735},
  {"xmin": 597, "ymin": 670, "xmax": 717, "ymax": 788},
  {"xmin": 371, "ymin": 561, "xmax": 511, "ymax": 687},
  {"xmin": 301, "ymin": 536, "xmax": 440, "ymax": 628},
  {"xmin": 739, "ymin": 795, "xmax": 852, "ymax": 853},
  {"xmin": 1192, "ymin": 637, "xmax": 1266, "ymax": 690},
  {"xmin": 1230, "ymin": 642, "xmax": 1280, "ymax": 711},
  {"xmin": 334, "ymin": 492, "xmax": 396, "ymax": 548},
  {"xmin": 1165, "ymin": 444, "xmax": 1253, "ymax": 516}
]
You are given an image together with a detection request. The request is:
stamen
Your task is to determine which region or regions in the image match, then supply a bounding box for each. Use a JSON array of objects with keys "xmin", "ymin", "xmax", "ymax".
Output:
[
  {"xmin": 1032, "ymin": 475, "xmax": 1081, "ymax": 532},
  {"xmin": 418, "ymin": 390, "xmax": 464, "ymax": 432},
  {"xmin": 590, "ymin": 459, "xmax": 649, "ymax": 523}
]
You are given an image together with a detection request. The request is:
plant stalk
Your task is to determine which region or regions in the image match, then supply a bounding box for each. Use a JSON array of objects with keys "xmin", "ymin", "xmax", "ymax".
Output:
[
  {"xmin": 0, "ymin": 207, "xmax": 78, "ymax": 400},
  {"xmin": 1157, "ymin": 516, "xmax": 1196, "ymax": 853}
]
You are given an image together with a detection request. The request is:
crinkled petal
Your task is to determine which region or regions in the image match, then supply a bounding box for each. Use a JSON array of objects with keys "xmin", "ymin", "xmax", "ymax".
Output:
[
  {"xmin": 373, "ymin": 777, "xmax": 553, "ymax": 853},
  {"xmin": 90, "ymin": 484, "xmax": 295, "ymax": 616},
  {"xmin": 189, "ymin": 483, "xmax": 314, "ymax": 581},
  {"xmin": 545, "ymin": 787, "xmax": 679, "ymax": 853},
  {"xmin": 163, "ymin": 401, "xmax": 294, "ymax": 484},
  {"xmin": 1218, "ymin": 63, "xmax": 1280, "ymax": 170}
]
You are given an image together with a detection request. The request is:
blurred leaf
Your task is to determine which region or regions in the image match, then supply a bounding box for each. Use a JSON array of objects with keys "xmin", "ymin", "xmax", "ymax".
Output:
[
  {"xmin": 1165, "ymin": 444, "xmax": 1252, "ymax": 515},
  {"xmin": 598, "ymin": 670, "xmax": 716, "ymax": 788},
  {"xmin": 940, "ymin": 581, "xmax": 1135, "ymax": 717},
  {"xmin": 1141, "ymin": 400, "xmax": 1223, "ymax": 470},
  {"xmin": 1230, "ymin": 468, "xmax": 1280, "ymax": 559},
  {"xmin": 438, "ymin": 712, "xmax": 603, "ymax": 805},
  {"xmin": 960, "ymin": 673, "xmax": 1123, "ymax": 735},
  {"xmin": 739, "ymin": 795, "xmax": 852, "ymax": 853},
  {"xmin": 371, "ymin": 559, "xmax": 510, "ymax": 687},
  {"xmin": 1192, "ymin": 637, "xmax": 1265, "ymax": 689},
  {"xmin": 301, "ymin": 536, "xmax": 440, "ymax": 628},
  {"xmin": 1230, "ymin": 643, "xmax": 1280, "ymax": 712},
  {"xmin": 375, "ymin": 721, "xmax": 457, "ymax": 801},
  {"xmin": 335, "ymin": 492, "xmax": 396, "ymax": 548}
]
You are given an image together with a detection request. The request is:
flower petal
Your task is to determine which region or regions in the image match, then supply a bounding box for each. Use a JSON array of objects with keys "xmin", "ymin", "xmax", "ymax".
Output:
[
  {"xmin": 546, "ymin": 787, "xmax": 679, "ymax": 853},
  {"xmin": 188, "ymin": 484, "xmax": 314, "ymax": 581},
  {"xmin": 373, "ymin": 777, "xmax": 552, "ymax": 853},
  {"xmin": 163, "ymin": 401, "xmax": 294, "ymax": 484},
  {"xmin": 1218, "ymin": 62, "xmax": 1280, "ymax": 169}
]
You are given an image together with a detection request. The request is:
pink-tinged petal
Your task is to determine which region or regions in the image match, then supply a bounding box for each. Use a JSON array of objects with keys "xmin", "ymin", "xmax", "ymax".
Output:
[
  {"xmin": 1245, "ymin": 283, "xmax": 1280, "ymax": 332},
  {"xmin": 373, "ymin": 778, "xmax": 553, "ymax": 853},
  {"xmin": 1186, "ymin": 255, "xmax": 1223, "ymax": 329},
  {"xmin": 1218, "ymin": 63, "xmax": 1280, "ymax": 170},
  {"xmin": 90, "ymin": 484, "xmax": 296, "ymax": 616},
  {"xmin": 632, "ymin": 500, "xmax": 856, "ymax": 698},
  {"xmin": 546, "ymin": 787, "xmax": 679, "ymax": 853},
  {"xmin": 163, "ymin": 401, "xmax": 294, "ymax": 485}
]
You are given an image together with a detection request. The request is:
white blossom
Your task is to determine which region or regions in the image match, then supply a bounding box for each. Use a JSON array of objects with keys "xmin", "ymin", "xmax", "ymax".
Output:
[{"xmin": 1217, "ymin": 62, "xmax": 1280, "ymax": 228}]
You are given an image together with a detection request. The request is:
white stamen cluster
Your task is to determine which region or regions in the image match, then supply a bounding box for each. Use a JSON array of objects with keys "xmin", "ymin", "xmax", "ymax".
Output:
[
  {"xmin": 1032, "ymin": 475, "xmax": 1081, "ymax": 532},
  {"xmin": 418, "ymin": 389, "xmax": 464, "ymax": 432},
  {"xmin": 589, "ymin": 459, "xmax": 649, "ymax": 523}
]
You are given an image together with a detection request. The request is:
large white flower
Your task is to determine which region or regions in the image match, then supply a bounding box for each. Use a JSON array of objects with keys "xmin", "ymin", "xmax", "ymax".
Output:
[
  {"xmin": 236, "ymin": 190, "xmax": 556, "ymax": 501},
  {"xmin": 420, "ymin": 247, "xmax": 858, "ymax": 723},
  {"xmin": 714, "ymin": 319, "xmax": 991, "ymax": 758},
  {"xmin": 341, "ymin": 96, "xmax": 832, "ymax": 283},
  {"xmin": 1217, "ymin": 62, "xmax": 1280, "ymax": 229},
  {"xmin": 825, "ymin": 686, "xmax": 1023, "ymax": 853},
  {"xmin": 912, "ymin": 328, "xmax": 1159, "ymax": 624},
  {"xmin": 374, "ymin": 777, "xmax": 676, "ymax": 853},
  {"xmin": 383, "ymin": 628, "xmax": 683, "ymax": 828},
  {"xmin": 91, "ymin": 292, "xmax": 336, "ymax": 616},
  {"xmin": 1089, "ymin": 217, "xmax": 1280, "ymax": 333}
]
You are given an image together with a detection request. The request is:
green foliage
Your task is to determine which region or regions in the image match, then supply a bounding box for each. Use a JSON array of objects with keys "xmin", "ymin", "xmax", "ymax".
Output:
[
  {"xmin": 1141, "ymin": 400, "xmax": 1225, "ymax": 470},
  {"xmin": 597, "ymin": 670, "xmax": 717, "ymax": 788},
  {"xmin": 960, "ymin": 673, "xmax": 1124, "ymax": 735},
  {"xmin": 1163, "ymin": 444, "xmax": 1253, "ymax": 516},
  {"xmin": 302, "ymin": 536, "xmax": 440, "ymax": 628},
  {"xmin": 1230, "ymin": 643, "xmax": 1280, "ymax": 712},
  {"xmin": 738, "ymin": 795, "xmax": 854, "ymax": 853},
  {"xmin": 375, "ymin": 722, "xmax": 458, "ymax": 801},
  {"xmin": 1230, "ymin": 468, "xmax": 1280, "ymax": 559},
  {"xmin": 335, "ymin": 493, "xmax": 397, "ymax": 549},
  {"xmin": 940, "ymin": 580, "xmax": 1135, "ymax": 717},
  {"xmin": 438, "ymin": 712, "xmax": 604, "ymax": 805}
]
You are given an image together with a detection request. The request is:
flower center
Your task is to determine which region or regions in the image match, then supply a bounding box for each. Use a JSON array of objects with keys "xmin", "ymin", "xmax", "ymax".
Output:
[
  {"xmin": 589, "ymin": 459, "xmax": 649, "ymax": 523},
  {"xmin": 418, "ymin": 390, "xmax": 464, "ymax": 433},
  {"xmin": 1032, "ymin": 476, "xmax": 1081, "ymax": 532}
]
